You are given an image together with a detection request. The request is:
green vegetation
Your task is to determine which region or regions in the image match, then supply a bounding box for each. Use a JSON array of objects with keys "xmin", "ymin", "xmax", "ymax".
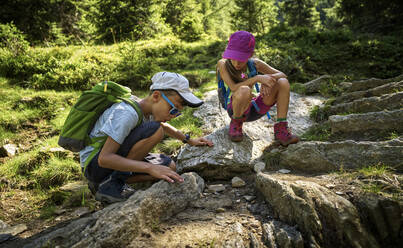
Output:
[{"xmin": 301, "ymin": 122, "xmax": 331, "ymax": 141}]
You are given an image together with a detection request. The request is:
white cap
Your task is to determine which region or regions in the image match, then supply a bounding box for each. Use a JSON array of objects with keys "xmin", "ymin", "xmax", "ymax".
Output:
[{"xmin": 150, "ymin": 72, "xmax": 203, "ymax": 107}]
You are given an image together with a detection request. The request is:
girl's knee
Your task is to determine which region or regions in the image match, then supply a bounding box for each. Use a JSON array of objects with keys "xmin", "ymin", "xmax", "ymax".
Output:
[
  {"xmin": 277, "ymin": 78, "xmax": 290, "ymax": 90},
  {"xmin": 233, "ymin": 86, "xmax": 252, "ymax": 101},
  {"xmin": 169, "ymin": 161, "xmax": 176, "ymax": 172}
]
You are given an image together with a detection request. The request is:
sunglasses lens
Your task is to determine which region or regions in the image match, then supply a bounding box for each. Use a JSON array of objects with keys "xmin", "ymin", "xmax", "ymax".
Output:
[{"xmin": 170, "ymin": 108, "xmax": 180, "ymax": 116}]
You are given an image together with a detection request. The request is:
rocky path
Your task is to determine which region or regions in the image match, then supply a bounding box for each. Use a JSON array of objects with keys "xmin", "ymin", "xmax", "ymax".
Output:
[{"xmin": 2, "ymin": 75, "xmax": 402, "ymax": 248}]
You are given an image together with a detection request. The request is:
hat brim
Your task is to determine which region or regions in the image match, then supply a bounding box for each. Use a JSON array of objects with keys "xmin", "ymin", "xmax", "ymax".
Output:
[
  {"xmin": 177, "ymin": 91, "xmax": 203, "ymax": 108},
  {"xmin": 222, "ymin": 49, "xmax": 251, "ymax": 62}
]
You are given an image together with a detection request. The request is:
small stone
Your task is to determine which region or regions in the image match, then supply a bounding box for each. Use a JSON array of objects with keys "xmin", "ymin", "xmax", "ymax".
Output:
[
  {"xmin": 254, "ymin": 162, "xmax": 266, "ymax": 173},
  {"xmin": 216, "ymin": 208, "xmax": 226, "ymax": 213},
  {"xmin": 244, "ymin": 195, "xmax": 256, "ymax": 201},
  {"xmin": 232, "ymin": 177, "xmax": 246, "ymax": 188},
  {"xmin": 207, "ymin": 184, "xmax": 226, "ymax": 193},
  {"xmin": 0, "ymin": 224, "xmax": 27, "ymax": 236},
  {"xmin": 0, "ymin": 144, "xmax": 17, "ymax": 157},
  {"xmin": 236, "ymin": 199, "xmax": 241, "ymax": 203},
  {"xmin": 278, "ymin": 169, "xmax": 291, "ymax": 174},
  {"xmin": 326, "ymin": 184, "xmax": 336, "ymax": 189},
  {"xmin": 271, "ymin": 148, "xmax": 279, "ymax": 153},
  {"xmin": 335, "ymin": 191, "xmax": 344, "ymax": 195},
  {"xmin": 216, "ymin": 215, "xmax": 224, "ymax": 220},
  {"xmin": 54, "ymin": 209, "xmax": 67, "ymax": 215}
]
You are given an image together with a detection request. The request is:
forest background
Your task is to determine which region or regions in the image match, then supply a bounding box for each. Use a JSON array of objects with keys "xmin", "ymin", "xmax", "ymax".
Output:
[{"xmin": 0, "ymin": 0, "xmax": 402, "ymax": 228}]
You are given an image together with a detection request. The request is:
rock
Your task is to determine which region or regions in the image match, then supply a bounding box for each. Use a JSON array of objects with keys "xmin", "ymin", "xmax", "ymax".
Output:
[
  {"xmin": 232, "ymin": 177, "xmax": 246, "ymax": 188},
  {"xmin": 271, "ymin": 139, "xmax": 403, "ymax": 173},
  {"xmin": 0, "ymin": 224, "xmax": 27, "ymax": 236},
  {"xmin": 72, "ymin": 207, "xmax": 91, "ymax": 217},
  {"xmin": 304, "ymin": 75, "xmax": 332, "ymax": 94},
  {"xmin": 207, "ymin": 184, "xmax": 226, "ymax": 193},
  {"xmin": 0, "ymin": 220, "xmax": 9, "ymax": 230},
  {"xmin": 216, "ymin": 208, "xmax": 226, "ymax": 213},
  {"xmin": 256, "ymin": 173, "xmax": 379, "ymax": 248},
  {"xmin": 244, "ymin": 195, "xmax": 256, "ymax": 201},
  {"xmin": 254, "ymin": 162, "xmax": 266, "ymax": 173},
  {"xmin": 332, "ymin": 80, "xmax": 403, "ymax": 105},
  {"xmin": 177, "ymin": 90, "xmax": 323, "ymax": 180},
  {"xmin": 278, "ymin": 169, "xmax": 291, "ymax": 174},
  {"xmin": 190, "ymin": 194, "xmax": 232, "ymax": 209},
  {"xmin": 60, "ymin": 181, "xmax": 87, "ymax": 192},
  {"xmin": 348, "ymin": 74, "xmax": 403, "ymax": 92},
  {"xmin": 249, "ymin": 232, "xmax": 262, "ymax": 248},
  {"xmin": 327, "ymin": 92, "xmax": 403, "ymax": 115},
  {"xmin": 325, "ymin": 184, "xmax": 335, "ymax": 189},
  {"xmin": 262, "ymin": 220, "xmax": 304, "ymax": 248},
  {"xmin": 329, "ymin": 109, "xmax": 403, "ymax": 135},
  {"xmin": 0, "ymin": 144, "xmax": 17, "ymax": 157},
  {"xmin": 22, "ymin": 173, "xmax": 204, "ymax": 248}
]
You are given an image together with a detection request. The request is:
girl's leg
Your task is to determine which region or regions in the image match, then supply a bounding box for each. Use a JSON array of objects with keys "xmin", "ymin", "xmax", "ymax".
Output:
[
  {"xmin": 228, "ymin": 86, "xmax": 252, "ymax": 142},
  {"xmin": 231, "ymin": 86, "xmax": 253, "ymax": 118},
  {"xmin": 262, "ymin": 78, "xmax": 299, "ymax": 146}
]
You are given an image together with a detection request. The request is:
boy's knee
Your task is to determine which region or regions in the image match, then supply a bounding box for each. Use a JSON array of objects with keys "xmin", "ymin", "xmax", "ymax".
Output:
[
  {"xmin": 169, "ymin": 161, "xmax": 176, "ymax": 172},
  {"xmin": 233, "ymin": 86, "xmax": 252, "ymax": 101}
]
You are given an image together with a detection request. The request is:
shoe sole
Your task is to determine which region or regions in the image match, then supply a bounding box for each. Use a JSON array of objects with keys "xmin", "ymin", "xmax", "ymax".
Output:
[{"xmin": 95, "ymin": 192, "xmax": 126, "ymax": 204}]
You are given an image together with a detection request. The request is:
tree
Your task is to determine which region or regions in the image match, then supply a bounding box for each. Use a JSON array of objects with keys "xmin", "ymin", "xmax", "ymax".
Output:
[
  {"xmin": 231, "ymin": 0, "xmax": 278, "ymax": 33},
  {"xmin": 280, "ymin": 0, "xmax": 320, "ymax": 28},
  {"xmin": 337, "ymin": 0, "xmax": 403, "ymax": 33}
]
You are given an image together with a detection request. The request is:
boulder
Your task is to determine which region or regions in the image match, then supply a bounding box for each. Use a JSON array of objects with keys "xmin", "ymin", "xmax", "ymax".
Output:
[
  {"xmin": 329, "ymin": 110, "xmax": 403, "ymax": 134},
  {"xmin": 327, "ymin": 92, "xmax": 403, "ymax": 115},
  {"xmin": 262, "ymin": 220, "xmax": 304, "ymax": 248},
  {"xmin": 20, "ymin": 173, "xmax": 204, "ymax": 248},
  {"xmin": 266, "ymin": 139, "xmax": 403, "ymax": 173},
  {"xmin": 256, "ymin": 173, "xmax": 379, "ymax": 248},
  {"xmin": 332, "ymin": 80, "xmax": 403, "ymax": 105},
  {"xmin": 303, "ymin": 75, "xmax": 332, "ymax": 94},
  {"xmin": 348, "ymin": 74, "xmax": 403, "ymax": 92},
  {"xmin": 177, "ymin": 90, "xmax": 323, "ymax": 179}
]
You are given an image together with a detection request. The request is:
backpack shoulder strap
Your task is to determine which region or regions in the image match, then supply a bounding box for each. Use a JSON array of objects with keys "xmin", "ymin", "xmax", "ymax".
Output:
[
  {"xmin": 120, "ymin": 97, "xmax": 143, "ymax": 128},
  {"xmin": 247, "ymin": 59, "xmax": 257, "ymax": 78}
]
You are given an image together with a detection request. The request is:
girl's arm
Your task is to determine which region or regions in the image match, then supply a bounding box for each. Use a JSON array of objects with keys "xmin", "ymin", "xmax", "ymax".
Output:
[{"xmin": 254, "ymin": 58, "xmax": 287, "ymax": 80}]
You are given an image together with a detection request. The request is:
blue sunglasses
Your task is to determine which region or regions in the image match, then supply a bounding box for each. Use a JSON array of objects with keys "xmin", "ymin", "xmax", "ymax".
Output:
[{"xmin": 161, "ymin": 92, "xmax": 182, "ymax": 117}]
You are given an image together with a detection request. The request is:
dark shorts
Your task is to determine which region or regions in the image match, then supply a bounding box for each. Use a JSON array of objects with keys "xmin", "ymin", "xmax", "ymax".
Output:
[
  {"xmin": 84, "ymin": 121, "xmax": 172, "ymax": 184},
  {"xmin": 227, "ymin": 96, "xmax": 273, "ymax": 122}
]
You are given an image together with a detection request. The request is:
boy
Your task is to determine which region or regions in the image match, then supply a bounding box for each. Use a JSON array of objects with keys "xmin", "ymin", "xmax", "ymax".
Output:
[{"xmin": 81, "ymin": 72, "xmax": 213, "ymax": 204}]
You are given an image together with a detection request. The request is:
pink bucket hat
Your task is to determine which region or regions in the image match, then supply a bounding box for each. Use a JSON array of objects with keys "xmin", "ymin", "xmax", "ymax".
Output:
[{"xmin": 222, "ymin": 31, "xmax": 255, "ymax": 62}]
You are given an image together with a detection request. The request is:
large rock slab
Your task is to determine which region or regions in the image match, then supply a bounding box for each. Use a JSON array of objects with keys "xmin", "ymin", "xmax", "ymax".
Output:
[
  {"xmin": 266, "ymin": 138, "xmax": 403, "ymax": 173},
  {"xmin": 256, "ymin": 173, "xmax": 379, "ymax": 248},
  {"xmin": 303, "ymin": 75, "xmax": 332, "ymax": 94},
  {"xmin": 329, "ymin": 109, "xmax": 403, "ymax": 134},
  {"xmin": 18, "ymin": 173, "xmax": 204, "ymax": 248},
  {"xmin": 332, "ymin": 80, "xmax": 403, "ymax": 105},
  {"xmin": 177, "ymin": 90, "xmax": 323, "ymax": 179},
  {"xmin": 348, "ymin": 74, "xmax": 403, "ymax": 92},
  {"xmin": 327, "ymin": 92, "xmax": 403, "ymax": 115}
]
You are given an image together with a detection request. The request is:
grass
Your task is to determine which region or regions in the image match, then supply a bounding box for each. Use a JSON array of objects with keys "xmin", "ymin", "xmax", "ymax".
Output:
[{"xmin": 301, "ymin": 122, "xmax": 331, "ymax": 141}]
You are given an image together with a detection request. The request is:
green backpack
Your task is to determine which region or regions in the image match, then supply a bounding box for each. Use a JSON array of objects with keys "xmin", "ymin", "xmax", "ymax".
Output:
[{"xmin": 58, "ymin": 81, "xmax": 143, "ymax": 153}]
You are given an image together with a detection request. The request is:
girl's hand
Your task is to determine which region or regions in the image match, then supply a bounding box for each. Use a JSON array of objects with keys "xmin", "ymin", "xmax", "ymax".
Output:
[
  {"xmin": 258, "ymin": 75, "xmax": 276, "ymax": 96},
  {"xmin": 188, "ymin": 137, "xmax": 214, "ymax": 147}
]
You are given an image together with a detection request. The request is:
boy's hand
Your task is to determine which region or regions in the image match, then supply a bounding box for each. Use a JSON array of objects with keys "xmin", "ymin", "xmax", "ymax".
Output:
[
  {"xmin": 147, "ymin": 164, "xmax": 184, "ymax": 183},
  {"xmin": 188, "ymin": 137, "xmax": 214, "ymax": 147}
]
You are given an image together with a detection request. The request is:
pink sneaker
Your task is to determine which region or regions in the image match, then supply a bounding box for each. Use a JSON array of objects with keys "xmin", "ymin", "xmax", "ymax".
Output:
[
  {"xmin": 229, "ymin": 117, "xmax": 245, "ymax": 142},
  {"xmin": 274, "ymin": 122, "xmax": 300, "ymax": 146}
]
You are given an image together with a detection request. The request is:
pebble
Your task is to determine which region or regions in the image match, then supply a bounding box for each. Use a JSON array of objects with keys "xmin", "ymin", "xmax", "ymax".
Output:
[
  {"xmin": 278, "ymin": 169, "xmax": 291, "ymax": 174},
  {"xmin": 216, "ymin": 208, "xmax": 226, "ymax": 213},
  {"xmin": 254, "ymin": 162, "xmax": 266, "ymax": 173},
  {"xmin": 243, "ymin": 195, "xmax": 256, "ymax": 201},
  {"xmin": 207, "ymin": 184, "xmax": 226, "ymax": 193},
  {"xmin": 326, "ymin": 184, "xmax": 336, "ymax": 189},
  {"xmin": 335, "ymin": 191, "xmax": 344, "ymax": 195},
  {"xmin": 232, "ymin": 177, "xmax": 246, "ymax": 188}
]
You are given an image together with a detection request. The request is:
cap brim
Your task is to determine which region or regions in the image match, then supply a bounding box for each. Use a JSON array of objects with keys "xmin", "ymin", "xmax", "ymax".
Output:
[
  {"xmin": 178, "ymin": 91, "xmax": 203, "ymax": 108},
  {"xmin": 222, "ymin": 49, "xmax": 251, "ymax": 62}
]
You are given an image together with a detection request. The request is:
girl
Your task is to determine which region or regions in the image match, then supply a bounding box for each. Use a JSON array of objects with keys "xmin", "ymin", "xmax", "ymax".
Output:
[{"xmin": 216, "ymin": 30, "xmax": 299, "ymax": 146}]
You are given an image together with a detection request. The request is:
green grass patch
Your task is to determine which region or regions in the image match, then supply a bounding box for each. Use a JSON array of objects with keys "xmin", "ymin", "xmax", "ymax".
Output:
[
  {"xmin": 358, "ymin": 163, "xmax": 391, "ymax": 177},
  {"xmin": 301, "ymin": 122, "xmax": 331, "ymax": 141}
]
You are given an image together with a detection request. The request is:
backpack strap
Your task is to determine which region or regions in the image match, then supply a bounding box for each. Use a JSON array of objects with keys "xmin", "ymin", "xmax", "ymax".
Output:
[{"xmin": 247, "ymin": 59, "xmax": 271, "ymax": 120}]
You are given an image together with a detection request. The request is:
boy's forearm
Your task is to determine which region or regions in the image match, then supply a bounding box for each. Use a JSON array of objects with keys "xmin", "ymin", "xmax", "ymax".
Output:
[
  {"xmin": 160, "ymin": 122, "xmax": 187, "ymax": 141},
  {"xmin": 98, "ymin": 152, "xmax": 152, "ymax": 174}
]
